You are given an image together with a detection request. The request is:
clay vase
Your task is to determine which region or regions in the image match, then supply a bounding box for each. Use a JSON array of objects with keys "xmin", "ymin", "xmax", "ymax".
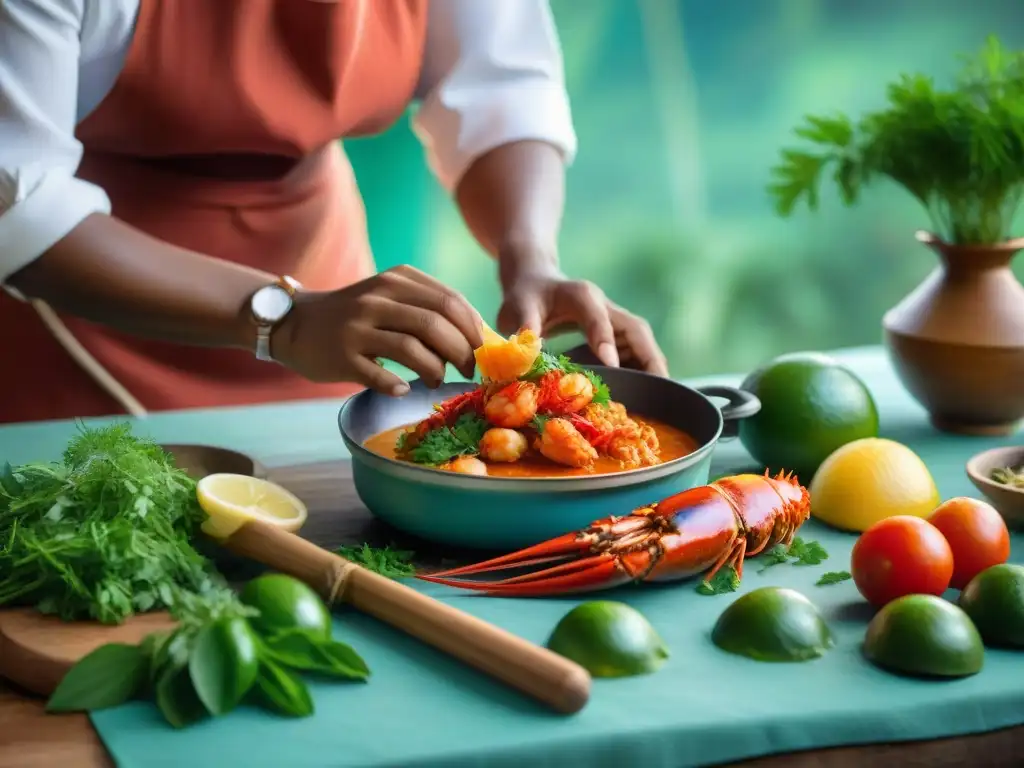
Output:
[{"xmin": 882, "ymin": 230, "xmax": 1024, "ymax": 436}]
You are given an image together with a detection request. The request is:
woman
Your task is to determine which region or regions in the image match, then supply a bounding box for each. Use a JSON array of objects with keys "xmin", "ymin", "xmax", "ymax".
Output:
[{"xmin": 0, "ymin": 0, "xmax": 668, "ymax": 425}]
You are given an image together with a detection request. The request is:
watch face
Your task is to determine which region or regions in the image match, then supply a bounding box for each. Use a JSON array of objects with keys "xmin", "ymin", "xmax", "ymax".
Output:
[{"xmin": 251, "ymin": 285, "xmax": 293, "ymax": 324}]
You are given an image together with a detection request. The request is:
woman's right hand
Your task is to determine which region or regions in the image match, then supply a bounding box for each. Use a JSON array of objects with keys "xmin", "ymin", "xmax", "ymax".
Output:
[{"xmin": 274, "ymin": 265, "xmax": 485, "ymax": 396}]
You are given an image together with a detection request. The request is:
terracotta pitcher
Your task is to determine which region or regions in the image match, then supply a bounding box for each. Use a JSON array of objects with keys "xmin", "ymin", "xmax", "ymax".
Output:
[{"xmin": 883, "ymin": 230, "xmax": 1024, "ymax": 435}]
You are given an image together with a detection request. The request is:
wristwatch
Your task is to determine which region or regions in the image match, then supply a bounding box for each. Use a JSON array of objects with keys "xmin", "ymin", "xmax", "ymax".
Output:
[{"xmin": 249, "ymin": 275, "xmax": 301, "ymax": 362}]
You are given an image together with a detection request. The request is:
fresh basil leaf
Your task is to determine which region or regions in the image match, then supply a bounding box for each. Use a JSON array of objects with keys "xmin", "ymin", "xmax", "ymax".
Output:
[
  {"xmin": 263, "ymin": 628, "xmax": 369, "ymax": 681},
  {"xmin": 188, "ymin": 619, "xmax": 259, "ymax": 716},
  {"xmin": 155, "ymin": 662, "xmax": 208, "ymax": 729},
  {"xmin": 46, "ymin": 643, "xmax": 146, "ymax": 713},
  {"xmin": 254, "ymin": 657, "xmax": 314, "ymax": 717}
]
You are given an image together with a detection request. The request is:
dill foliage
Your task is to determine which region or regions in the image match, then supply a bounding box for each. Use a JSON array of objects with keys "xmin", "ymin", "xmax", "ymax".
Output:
[
  {"xmin": 0, "ymin": 423, "xmax": 221, "ymax": 623},
  {"xmin": 769, "ymin": 35, "xmax": 1024, "ymax": 244}
]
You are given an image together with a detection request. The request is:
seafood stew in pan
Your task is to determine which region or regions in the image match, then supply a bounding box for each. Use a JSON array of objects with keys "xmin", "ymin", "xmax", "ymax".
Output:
[{"xmin": 362, "ymin": 327, "xmax": 700, "ymax": 478}]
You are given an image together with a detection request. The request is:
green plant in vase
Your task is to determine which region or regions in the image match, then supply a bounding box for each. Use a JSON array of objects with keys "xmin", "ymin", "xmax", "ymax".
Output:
[{"xmin": 766, "ymin": 35, "xmax": 1024, "ymax": 436}]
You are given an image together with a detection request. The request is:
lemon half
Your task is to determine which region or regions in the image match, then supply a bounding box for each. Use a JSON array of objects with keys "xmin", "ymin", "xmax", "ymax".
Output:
[{"xmin": 196, "ymin": 473, "xmax": 308, "ymax": 540}]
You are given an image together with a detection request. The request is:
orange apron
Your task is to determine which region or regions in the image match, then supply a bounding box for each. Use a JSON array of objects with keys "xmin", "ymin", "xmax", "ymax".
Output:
[{"xmin": 0, "ymin": 0, "xmax": 427, "ymax": 424}]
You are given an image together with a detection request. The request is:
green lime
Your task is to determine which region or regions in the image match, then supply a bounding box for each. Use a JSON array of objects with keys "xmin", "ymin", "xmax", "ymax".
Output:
[
  {"xmin": 739, "ymin": 352, "xmax": 879, "ymax": 481},
  {"xmin": 546, "ymin": 601, "xmax": 669, "ymax": 678},
  {"xmin": 711, "ymin": 586, "xmax": 833, "ymax": 662},
  {"xmin": 863, "ymin": 594, "xmax": 983, "ymax": 678},
  {"xmin": 958, "ymin": 564, "xmax": 1024, "ymax": 648},
  {"xmin": 239, "ymin": 574, "xmax": 332, "ymax": 640}
]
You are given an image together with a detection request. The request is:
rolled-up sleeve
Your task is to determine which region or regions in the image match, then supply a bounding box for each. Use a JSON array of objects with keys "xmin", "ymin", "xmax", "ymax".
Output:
[
  {"xmin": 412, "ymin": 0, "xmax": 578, "ymax": 192},
  {"xmin": 0, "ymin": 0, "xmax": 111, "ymax": 284}
]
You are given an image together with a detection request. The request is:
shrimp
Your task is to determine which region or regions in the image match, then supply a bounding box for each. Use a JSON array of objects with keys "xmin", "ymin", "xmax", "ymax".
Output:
[
  {"xmin": 444, "ymin": 456, "xmax": 488, "ymax": 476},
  {"xmin": 535, "ymin": 418, "xmax": 598, "ymax": 469},
  {"xmin": 484, "ymin": 382, "xmax": 539, "ymax": 428},
  {"xmin": 539, "ymin": 371, "xmax": 594, "ymax": 415},
  {"xmin": 605, "ymin": 420, "xmax": 661, "ymax": 469},
  {"xmin": 479, "ymin": 428, "xmax": 528, "ymax": 463}
]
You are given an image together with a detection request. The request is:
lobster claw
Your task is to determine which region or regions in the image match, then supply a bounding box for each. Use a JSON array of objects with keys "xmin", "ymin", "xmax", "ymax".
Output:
[{"xmin": 417, "ymin": 515, "xmax": 660, "ymax": 597}]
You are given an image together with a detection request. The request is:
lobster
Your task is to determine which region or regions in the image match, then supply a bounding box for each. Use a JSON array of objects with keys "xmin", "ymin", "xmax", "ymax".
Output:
[{"xmin": 418, "ymin": 471, "xmax": 811, "ymax": 596}]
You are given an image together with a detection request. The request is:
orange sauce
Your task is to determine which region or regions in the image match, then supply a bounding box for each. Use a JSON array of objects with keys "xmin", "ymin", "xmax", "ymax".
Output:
[{"xmin": 361, "ymin": 415, "xmax": 700, "ymax": 478}]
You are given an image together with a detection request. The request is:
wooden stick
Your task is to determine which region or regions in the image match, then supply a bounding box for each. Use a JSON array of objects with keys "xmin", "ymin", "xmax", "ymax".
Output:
[{"xmin": 220, "ymin": 521, "xmax": 592, "ymax": 714}]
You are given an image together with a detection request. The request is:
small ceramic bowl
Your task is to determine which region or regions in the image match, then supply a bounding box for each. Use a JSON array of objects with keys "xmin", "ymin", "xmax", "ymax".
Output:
[
  {"xmin": 966, "ymin": 446, "xmax": 1024, "ymax": 530},
  {"xmin": 159, "ymin": 444, "xmax": 266, "ymax": 480}
]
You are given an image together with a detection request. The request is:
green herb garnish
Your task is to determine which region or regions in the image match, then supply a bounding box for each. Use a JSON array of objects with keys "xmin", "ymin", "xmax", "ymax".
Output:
[
  {"xmin": 816, "ymin": 571, "xmax": 852, "ymax": 586},
  {"xmin": 788, "ymin": 537, "xmax": 829, "ymax": 566},
  {"xmin": 756, "ymin": 544, "xmax": 793, "ymax": 573},
  {"xmin": 769, "ymin": 35, "xmax": 1024, "ymax": 245},
  {"xmin": 696, "ymin": 566, "xmax": 741, "ymax": 596},
  {"xmin": 335, "ymin": 543, "xmax": 416, "ymax": 579},
  {"xmin": 0, "ymin": 423, "xmax": 220, "ymax": 623},
  {"xmin": 757, "ymin": 537, "xmax": 829, "ymax": 573},
  {"xmin": 521, "ymin": 351, "xmax": 611, "ymax": 406},
  {"xmin": 406, "ymin": 413, "xmax": 488, "ymax": 466},
  {"xmin": 531, "ymin": 414, "xmax": 550, "ymax": 434}
]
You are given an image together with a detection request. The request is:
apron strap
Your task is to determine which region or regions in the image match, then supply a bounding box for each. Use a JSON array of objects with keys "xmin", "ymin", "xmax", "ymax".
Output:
[{"xmin": 31, "ymin": 300, "xmax": 149, "ymax": 418}]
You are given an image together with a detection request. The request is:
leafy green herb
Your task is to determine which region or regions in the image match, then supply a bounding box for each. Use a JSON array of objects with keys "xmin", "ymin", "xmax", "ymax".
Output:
[
  {"xmin": 756, "ymin": 537, "xmax": 829, "ymax": 573},
  {"xmin": 816, "ymin": 571, "xmax": 852, "ymax": 586},
  {"xmin": 769, "ymin": 35, "xmax": 1024, "ymax": 244},
  {"xmin": 531, "ymin": 414, "xmax": 550, "ymax": 434},
  {"xmin": 521, "ymin": 351, "xmax": 611, "ymax": 407},
  {"xmin": 788, "ymin": 537, "xmax": 829, "ymax": 566},
  {"xmin": 0, "ymin": 423, "xmax": 221, "ymax": 623},
  {"xmin": 46, "ymin": 643, "xmax": 148, "ymax": 713},
  {"xmin": 262, "ymin": 628, "xmax": 369, "ymax": 681},
  {"xmin": 696, "ymin": 566, "xmax": 741, "ymax": 596},
  {"xmin": 188, "ymin": 618, "xmax": 259, "ymax": 716},
  {"xmin": 155, "ymin": 660, "xmax": 208, "ymax": 729},
  {"xmin": 254, "ymin": 657, "xmax": 314, "ymax": 718},
  {"xmin": 334, "ymin": 543, "xmax": 415, "ymax": 579},
  {"xmin": 756, "ymin": 544, "xmax": 793, "ymax": 573},
  {"xmin": 405, "ymin": 413, "xmax": 488, "ymax": 466}
]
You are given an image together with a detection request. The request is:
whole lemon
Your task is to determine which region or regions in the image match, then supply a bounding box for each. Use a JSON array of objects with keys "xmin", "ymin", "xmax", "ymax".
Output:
[{"xmin": 809, "ymin": 438, "xmax": 940, "ymax": 532}]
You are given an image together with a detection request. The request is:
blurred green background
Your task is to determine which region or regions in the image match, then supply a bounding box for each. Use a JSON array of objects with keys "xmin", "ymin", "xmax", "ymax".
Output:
[{"xmin": 345, "ymin": 0, "xmax": 1024, "ymax": 379}]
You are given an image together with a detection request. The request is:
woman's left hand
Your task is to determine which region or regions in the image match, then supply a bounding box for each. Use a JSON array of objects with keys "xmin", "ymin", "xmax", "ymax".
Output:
[{"xmin": 497, "ymin": 262, "xmax": 670, "ymax": 377}]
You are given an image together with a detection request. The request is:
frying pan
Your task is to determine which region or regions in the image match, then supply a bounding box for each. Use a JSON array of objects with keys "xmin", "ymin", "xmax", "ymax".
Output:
[{"xmin": 339, "ymin": 345, "xmax": 760, "ymax": 550}]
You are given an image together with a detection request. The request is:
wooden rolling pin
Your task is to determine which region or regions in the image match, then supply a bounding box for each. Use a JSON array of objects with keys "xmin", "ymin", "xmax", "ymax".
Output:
[{"xmin": 219, "ymin": 520, "xmax": 592, "ymax": 714}]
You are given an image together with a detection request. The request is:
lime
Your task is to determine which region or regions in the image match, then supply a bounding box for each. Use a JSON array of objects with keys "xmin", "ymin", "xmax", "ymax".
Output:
[
  {"xmin": 863, "ymin": 594, "xmax": 983, "ymax": 678},
  {"xmin": 739, "ymin": 352, "xmax": 879, "ymax": 481},
  {"xmin": 239, "ymin": 574, "xmax": 332, "ymax": 640},
  {"xmin": 809, "ymin": 438, "xmax": 940, "ymax": 532},
  {"xmin": 711, "ymin": 587, "xmax": 833, "ymax": 662},
  {"xmin": 546, "ymin": 601, "xmax": 669, "ymax": 678},
  {"xmin": 958, "ymin": 564, "xmax": 1024, "ymax": 648}
]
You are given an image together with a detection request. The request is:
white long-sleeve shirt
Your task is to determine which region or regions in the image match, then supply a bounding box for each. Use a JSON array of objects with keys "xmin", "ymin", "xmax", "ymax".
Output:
[{"xmin": 0, "ymin": 0, "xmax": 577, "ymax": 283}]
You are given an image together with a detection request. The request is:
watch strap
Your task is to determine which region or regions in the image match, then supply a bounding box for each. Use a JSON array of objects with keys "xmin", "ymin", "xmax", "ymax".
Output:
[{"xmin": 253, "ymin": 275, "xmax": 300, "ymax": 362}]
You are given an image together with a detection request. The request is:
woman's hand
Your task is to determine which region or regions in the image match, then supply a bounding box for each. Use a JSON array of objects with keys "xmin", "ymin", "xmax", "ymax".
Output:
[
  {"xmin": 498, "ymin": 261, "xmax": 669, "ymax": 378},
  {"xmin": 274, "ymin": 265, "xmax": 484, "ymax": 396}
]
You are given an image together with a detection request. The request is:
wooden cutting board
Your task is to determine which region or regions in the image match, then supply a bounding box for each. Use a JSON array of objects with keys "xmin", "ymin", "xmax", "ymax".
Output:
[{"xmin": 0, "ymin": 457, "xmax": 475, "ymax": 701}]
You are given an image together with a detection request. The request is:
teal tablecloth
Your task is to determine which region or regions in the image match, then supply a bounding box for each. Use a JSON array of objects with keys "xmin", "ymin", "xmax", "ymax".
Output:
[{"xmin": 1, "ymin": 346, "xmax": 1022, "ymax": 767}]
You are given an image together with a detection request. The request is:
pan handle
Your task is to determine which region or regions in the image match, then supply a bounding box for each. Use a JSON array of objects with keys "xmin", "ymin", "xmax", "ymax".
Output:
[{"xmin": 694, "ymin": 385, "xmax": 761, "ymax": 440}]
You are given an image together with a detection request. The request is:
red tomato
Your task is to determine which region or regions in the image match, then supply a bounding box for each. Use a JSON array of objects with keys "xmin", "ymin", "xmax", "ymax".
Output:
[
  {"xmin": 850, "ymin": 515, "xmax": 954, "ymax": 607},
  {"xmin": 928, "ymin": 497, "xmax": 1011, "ymax": 590}
]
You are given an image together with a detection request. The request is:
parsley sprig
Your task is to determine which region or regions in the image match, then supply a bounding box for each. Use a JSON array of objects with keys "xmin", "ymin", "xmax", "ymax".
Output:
[
  {"xmin": 696, "ymin": 566, "xmax": 741, "ymax": 596},
  {"xmin": 757, "ymin": 537, "xmax": 829, "ymax": 574},
  {"xmin": 521, "ymin": 351, "xmax": 611, "ymax": 406},
  {"xmin": 403, "ymin": 413, "xmax": 488, "ymax": 466}
]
